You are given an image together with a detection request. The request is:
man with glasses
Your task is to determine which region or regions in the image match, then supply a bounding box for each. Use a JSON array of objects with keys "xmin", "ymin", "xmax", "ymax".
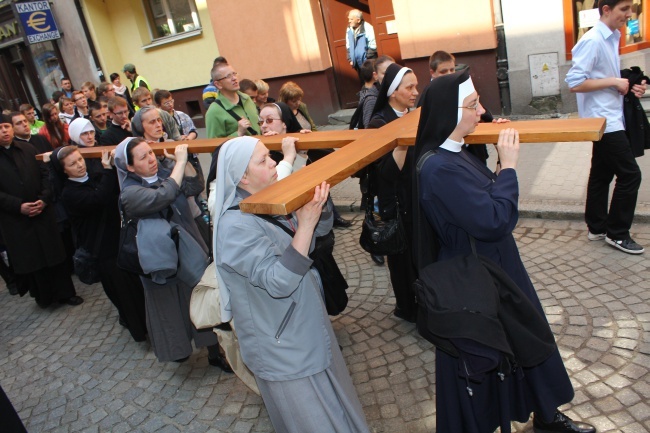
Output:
[
  {"xmin": 205, "ymin": 63, "xmax": 260, "ymax": 139},
  {"xmin": 71, "ymin": 91, "xmax": 89, "ymax": 120},
  {"xmin": 100, "ymin": 97, "xmax": 133, "ymax": 146},
  {"xmin": 155, "ymin": 89, "xmax": 197, "ymax": 141}
]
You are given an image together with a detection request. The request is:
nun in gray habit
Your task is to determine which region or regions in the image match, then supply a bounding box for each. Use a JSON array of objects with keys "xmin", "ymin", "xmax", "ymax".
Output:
[
  {"xmin": 114, "ymin": 137, "xmax": 229, "ymax": 369},
  {"xmin": 212, "ymin": 136, "xmax": 369, "ymax": 433}
]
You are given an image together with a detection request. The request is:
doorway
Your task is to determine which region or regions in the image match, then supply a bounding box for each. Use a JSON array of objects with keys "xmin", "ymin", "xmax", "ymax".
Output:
[{"xmin": 320, "ymin": 0, "xmax": 402, "ymax": 109}]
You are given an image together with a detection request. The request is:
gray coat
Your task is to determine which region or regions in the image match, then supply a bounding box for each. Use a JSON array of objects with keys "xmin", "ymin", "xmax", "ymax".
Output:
[
  {"xmin": 120, "ymin": 164, "xmax": 215, "ymax": 362},
  {"xmin": 216, "ymin": 189, "xmax": 334, "ymax": 381}
]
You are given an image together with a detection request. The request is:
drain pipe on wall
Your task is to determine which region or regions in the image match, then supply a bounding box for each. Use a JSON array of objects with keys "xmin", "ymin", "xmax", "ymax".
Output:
[{"xmin": 493, "ymin": 0, "xmax": 512, "ymax": 116}]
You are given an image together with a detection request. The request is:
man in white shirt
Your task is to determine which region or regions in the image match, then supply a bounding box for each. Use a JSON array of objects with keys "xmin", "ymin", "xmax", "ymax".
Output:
[{"xmin": 565, "ymin": 0, "xmax": 645, "ymax": 254}]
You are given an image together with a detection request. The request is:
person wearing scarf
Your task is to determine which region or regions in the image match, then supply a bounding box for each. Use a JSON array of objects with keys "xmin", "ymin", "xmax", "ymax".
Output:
[
  {"xmin": 366, "ymin": 63, "xmax": 419, "ymax": 322},
  {"xmin": 49, "ymin": 145, "xmax": 147, "ymax": 342},
  {"xmin": 414, "ymin": 69, "xmax": 595, "ymax": 433},
  {"xmin": 211, "ymin": 137, "xmax": 369, "ymax": 433},
  {"xmin": 114, "ymin": 138, "xmax": 230, "ymax": 369}
]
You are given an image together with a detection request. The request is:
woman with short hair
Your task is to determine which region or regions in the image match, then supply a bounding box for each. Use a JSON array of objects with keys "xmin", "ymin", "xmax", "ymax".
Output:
[{"xmin": 58, "ymin": 97, "xmax": 75, "ymax": 125}]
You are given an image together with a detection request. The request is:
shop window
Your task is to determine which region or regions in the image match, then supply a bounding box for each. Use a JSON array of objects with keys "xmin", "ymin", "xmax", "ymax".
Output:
[
  {"xmin": 143, "ymin": 0, "xmax": 201, "ymax": 40},
  {"xmin": 563, "ymin": 0, "xmax": 650, "ymax": 59}
]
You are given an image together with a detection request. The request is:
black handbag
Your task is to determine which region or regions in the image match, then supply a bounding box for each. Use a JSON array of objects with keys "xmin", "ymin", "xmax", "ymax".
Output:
[
  {"xmin": 359, "ymin": 195, "xmax": 407, "ymax": 256},
  {"xmin": 254, "ymin": 213, "xmax": 349, "ymax": 316},
  {"xmin": 72, "ymin": 209, "xmax": 107, "ymax": 285},
  {"xmin": 116, "ymin": 215, "xmax": 144, "ymax": 275},
  {"xmin": 73, "ymin": 248, "xmax": 100, "ymax": 285}
]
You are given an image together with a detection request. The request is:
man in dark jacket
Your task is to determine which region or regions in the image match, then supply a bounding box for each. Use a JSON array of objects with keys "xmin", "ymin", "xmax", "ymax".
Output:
[
  {"xmin": 10, "ymin": 112, "xmax": 52, "ymax": 154},
  {"xmin": 0, "ymin": 114, "xmax": 82, "ymax": 308},
  {"xmin": 100, "ymin": 97, "xmax": 133, "ymax": 146}
]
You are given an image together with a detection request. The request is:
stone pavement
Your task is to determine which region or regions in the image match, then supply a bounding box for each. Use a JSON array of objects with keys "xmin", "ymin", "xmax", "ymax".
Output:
[{"xmin": 1, "ymin": 217, "xmax": 649, "ymax": 433}]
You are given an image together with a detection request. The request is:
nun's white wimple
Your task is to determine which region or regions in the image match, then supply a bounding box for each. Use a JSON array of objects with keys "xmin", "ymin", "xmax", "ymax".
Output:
[{"xmin": 457, "ymin": 76, "xmax": 476, "ymax": 125}]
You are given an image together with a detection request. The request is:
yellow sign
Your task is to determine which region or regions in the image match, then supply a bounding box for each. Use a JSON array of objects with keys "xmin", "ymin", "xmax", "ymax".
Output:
[
  {"xmin": 26, "ymin": 11, "xmax": 50, "ymax": 32},
  {"xmin": 0, "ymin": 21, "xmax": 18, "ymax": 41},
  {"xmin": 542, "ymin": 63, "xmax": 549, "ymax": 72}
]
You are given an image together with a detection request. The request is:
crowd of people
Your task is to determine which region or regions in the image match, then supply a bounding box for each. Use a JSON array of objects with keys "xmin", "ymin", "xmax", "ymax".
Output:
[{"xmin": 3, "ymin": 2, "xmax": 645, "ymax": 432}]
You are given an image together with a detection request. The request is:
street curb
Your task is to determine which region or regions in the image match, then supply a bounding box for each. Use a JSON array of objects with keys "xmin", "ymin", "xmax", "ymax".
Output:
[{"xmin": 334, "ymin": 200, "xmax": 650, "ymax": 223}]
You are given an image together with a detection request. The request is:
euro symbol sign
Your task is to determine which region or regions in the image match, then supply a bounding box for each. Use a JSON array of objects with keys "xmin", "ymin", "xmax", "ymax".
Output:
[{"xmin": 26, "ymin": 12, "xmax": 50, "ymax": 32}]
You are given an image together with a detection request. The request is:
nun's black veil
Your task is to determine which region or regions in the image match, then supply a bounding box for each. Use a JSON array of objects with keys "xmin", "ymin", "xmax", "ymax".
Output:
[
  {"xmin": 371, "ymin": 63, "xmax": 406, "ymax": 118},
  {"xmin": 411, "ymin": 68, "xmax": 473, "ymax": 270},
  {"xmin": 274, "ymin": 102, "xmax": 303, "ymax": 133}
]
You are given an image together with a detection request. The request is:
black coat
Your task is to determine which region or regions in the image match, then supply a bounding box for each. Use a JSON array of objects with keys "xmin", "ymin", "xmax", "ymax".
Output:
[
  {"xmin": 0, "ymin": 141, "xmax": 66, "ymax": 274},
  {"xmin": 621, "ymin": 66, "xmax": 650, "ymax": 157},
  {"xmin": 60, "ymin": 169, "xmax": 122, "ymax": 260},
  {"xmin": 15, "ymin": 135, "xmax": 52, "ymax": 154},
  {"xmin": 99, "ymin": 122, "xmax": 132, "ymax": 146},
  {"xmin": 367, "ymin": 105, "xmax": 413, "ymax": 223}
]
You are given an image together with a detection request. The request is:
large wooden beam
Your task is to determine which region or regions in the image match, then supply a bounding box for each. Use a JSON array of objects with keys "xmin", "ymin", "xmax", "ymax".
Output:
[
  {"xmin": 36, "ymin": 112, "xmax": 605, "ymax": 160},
  {"xmin": 239, "ymin": 114, "xmax": 605, "ymax": 215}
]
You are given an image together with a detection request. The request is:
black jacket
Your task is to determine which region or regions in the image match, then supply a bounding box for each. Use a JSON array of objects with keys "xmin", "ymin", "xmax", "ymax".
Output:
[
  {"xmin": 621, "ymin": 66, "xmax": 650, "ymax": 157},
  {"xmin": 99, "ymin": 122, "xmax": 133, "ymax": 146}
]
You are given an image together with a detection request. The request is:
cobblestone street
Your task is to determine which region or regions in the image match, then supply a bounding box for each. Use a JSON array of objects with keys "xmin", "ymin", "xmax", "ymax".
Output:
[{"xmin": 1, "ymin": 216, "xmax": 649, "ymax": 433}]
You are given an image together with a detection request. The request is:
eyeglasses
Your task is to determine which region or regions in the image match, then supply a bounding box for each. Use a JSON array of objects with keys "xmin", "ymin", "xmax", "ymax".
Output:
[
  {"xmin": 458, "ymin": 96, "xmax": 480, "ymax": 110},
  {"xmin": 162, "ymin": 99, "xmax": 174, "ymax": 107},
  {"xmin": 258, "ymin": 118, "xmax": 281, "ymax": 126},
  {"xmin": 215, "ymin": 72, "xmax": 238, "ymax": 81}
]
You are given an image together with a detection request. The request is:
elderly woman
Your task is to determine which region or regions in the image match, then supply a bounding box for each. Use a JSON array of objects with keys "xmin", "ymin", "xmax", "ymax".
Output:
[
  {"xmin": 49, "ymin": 145, "xmax": 147, "ymax": 342},
  {"xmin": 366, "ymin": 63, "xmax": 419, "ymax": 322},
  {"xmin": 212, "ymin": 136, "xmax": 368, "ymax": 433},
  {"xmin": 114, "ymin": 138, "xmax": 229, "ymax": 369},
  {"xmin": 131, "ymin": 107, "xmax": 210, "ymax": 249},
  {"xmin": 258, "ymin": 101, "xmax": 308, "ymax": 165},
  {"xmin": 413, "ymin": 69, "xmax": 595, "ymax": 433}
]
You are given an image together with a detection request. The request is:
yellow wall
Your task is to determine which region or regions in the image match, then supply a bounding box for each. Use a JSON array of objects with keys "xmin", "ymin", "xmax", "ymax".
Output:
[
  {"xmin": 393, "ymin": 0, "xmax": 497, "ymax": 59},
  {"xmin": 81, "ymin": 0, "xmax": 219, "ymax": 90},
  {"xmin": 206, "ymin": 0, "xmax": 332, "ymax": 79}
]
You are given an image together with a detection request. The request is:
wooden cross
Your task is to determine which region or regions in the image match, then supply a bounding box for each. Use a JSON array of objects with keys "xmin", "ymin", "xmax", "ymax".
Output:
[{"xmin": 43, "ymin": 110, "xmax": 605, "ymax": 215}]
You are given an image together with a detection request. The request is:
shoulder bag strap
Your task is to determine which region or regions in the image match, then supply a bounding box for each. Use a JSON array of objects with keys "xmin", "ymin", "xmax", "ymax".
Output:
[{"xmin": 214, "ymin": 99, "xmax": 258, "ymax": 135}]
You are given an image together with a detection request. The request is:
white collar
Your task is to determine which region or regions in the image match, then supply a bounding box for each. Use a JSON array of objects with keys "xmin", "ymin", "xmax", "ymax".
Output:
[
  {"xmin": 439, "ymin": 138, "xmax": 464, "ymax": 152},
  {"xmin": 69, "ymin": 174, "xmax": 89, "ymax": 183}
]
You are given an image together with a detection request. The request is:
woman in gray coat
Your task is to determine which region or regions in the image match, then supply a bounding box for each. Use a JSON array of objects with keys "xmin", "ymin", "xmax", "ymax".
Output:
[
  {"xmin": 212, "ymin": 136, "xmax": 369, "ymax": 433},
  {"xmin": 114, "ymin": 137, "xmax": 230, "ymax": 370}
]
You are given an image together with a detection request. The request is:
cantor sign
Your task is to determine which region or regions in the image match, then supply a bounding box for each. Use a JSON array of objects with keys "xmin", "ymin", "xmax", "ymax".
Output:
[{"xmin": 14, "ymin": 1, "xmax": 60, "ymax": 44}]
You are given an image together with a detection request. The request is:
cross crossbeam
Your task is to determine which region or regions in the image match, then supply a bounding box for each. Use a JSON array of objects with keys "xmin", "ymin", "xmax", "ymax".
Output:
[{"xmin": 35, "ymin": 111, "xmax": 605, "ymax": 216}]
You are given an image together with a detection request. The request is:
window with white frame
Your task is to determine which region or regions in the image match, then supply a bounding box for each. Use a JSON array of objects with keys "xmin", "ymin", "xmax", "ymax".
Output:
[{"xmin": 144, "ymin": 0, "xmax": 201, "ymax": 39}]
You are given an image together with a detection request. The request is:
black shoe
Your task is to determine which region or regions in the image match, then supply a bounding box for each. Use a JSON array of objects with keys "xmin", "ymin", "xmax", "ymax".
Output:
[
  {"xmin": 208, "ymin": 353, "xmax": 233, "ymax": 373},
  {"xmin": 60, "ymin": 296, "xmax": 84, "ymax": 306},
  {"xmin": 533, "ymin": 411, "xmax": 596, "ymax": 433},
  {"xmin": 333, "ymin": 216, "xmax": 352, "ymax": 228},
  {"xmin": 174, "ymin": 356, "xmax": 189, "ymax": 363},
  {"xmin": 605, "ymin": 236, "xmax": 644, "ymax": 254},
  {"xmin": 8, "ymin": 283, "xmax": 18, "ymax": 296},
  {"xmin": 370, "ymin": 254, "xmax": 384, "ymax": 265},
  {"xmin": 394, "ymin": 307, "xmax": 416, "ymax": 323}
]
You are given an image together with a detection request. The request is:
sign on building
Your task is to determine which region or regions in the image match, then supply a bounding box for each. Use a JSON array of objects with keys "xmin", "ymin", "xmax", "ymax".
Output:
[{"xmin": 13, "ymin": 1, "xmax": 60, "ymax": 44}]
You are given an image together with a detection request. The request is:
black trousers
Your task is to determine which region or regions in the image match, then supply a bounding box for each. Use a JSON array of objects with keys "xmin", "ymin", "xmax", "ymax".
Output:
[
  {"xmin": 585, "ymin": 131, "xmax": 642, "ymax": 240},
  {"xmin": 386, "ymin": 220, "xmax": 417, "ymax": 316}
]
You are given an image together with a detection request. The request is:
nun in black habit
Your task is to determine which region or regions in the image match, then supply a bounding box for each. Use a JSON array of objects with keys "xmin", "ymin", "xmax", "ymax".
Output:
[
  {"xmin": 49, "ymin": 145, "xmax": 148, "ymax": 342},
  {"xmin": 366, "ymin": 63, "xmax": 419, "ymax": 322},
  {"xmin": 412, "ymin": 70, "xmax": 595, "ymax": 433}
]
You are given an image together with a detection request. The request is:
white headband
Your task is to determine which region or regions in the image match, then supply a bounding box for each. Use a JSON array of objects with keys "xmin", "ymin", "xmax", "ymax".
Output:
[
  {"xmin": 457, "ymin": 76, "xmax": 476, "ymax": 125},
  {"xmin": 387, "ymin": 67, "xmax": 412, "ymax": 97}
]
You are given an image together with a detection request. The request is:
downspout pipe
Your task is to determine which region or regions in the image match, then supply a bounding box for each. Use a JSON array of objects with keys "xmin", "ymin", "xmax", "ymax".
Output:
[
  {"xmin": 493, "ymin": 0, "xmax": 512, "ymax": 115},
  {"xmin": 73, "ymin": 0, "xmax": 105, "ymax": 82}
]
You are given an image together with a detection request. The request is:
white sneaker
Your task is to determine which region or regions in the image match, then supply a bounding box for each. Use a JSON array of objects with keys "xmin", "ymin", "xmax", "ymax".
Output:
[{"xmin": 587, "ymin": 231, "xmax": 606, "ymax": 241}]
